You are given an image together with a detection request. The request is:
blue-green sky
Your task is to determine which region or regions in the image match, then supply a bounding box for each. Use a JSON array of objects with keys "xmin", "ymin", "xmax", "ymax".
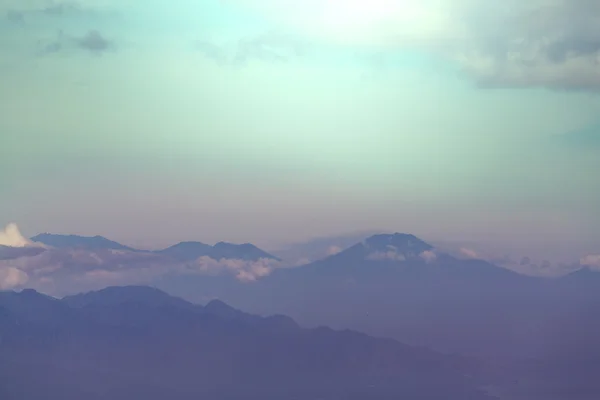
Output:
[{"xmin": 1, "ymin": 0, "xmax": 599, "ymax": 252}]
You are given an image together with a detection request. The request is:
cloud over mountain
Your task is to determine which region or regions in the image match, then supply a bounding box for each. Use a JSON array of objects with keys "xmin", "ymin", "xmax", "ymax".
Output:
[
  {"xmin": 180, "ymin": 255, "xmax": 280, "ymax": 282},
  {"xmin": 581, "ymin": 254, "xmax": 600, "ymax": 269},
  {"xmin": 0, "ymin": 266, "xmax": 28, "ymax": 290},
  {"xmin": 365, "ymin": 247, "xmax": 407, "ymax": 262},
  {"xmin": 459, "ymin": 247, "xmax": 479, "ymax": 259},
  {"xmin": 419, "ymin": 249, "xmax": 437, "ymax": 263},
  {"xmin": 0, "ymin": 230, "xmax": 282, "ymax": 294},
  {"xmin": 0, "ymin": 223, "xmax": 32, "ymax": 248}
]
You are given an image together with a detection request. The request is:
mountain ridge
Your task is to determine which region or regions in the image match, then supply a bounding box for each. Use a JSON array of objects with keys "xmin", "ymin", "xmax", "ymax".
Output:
[{"xmin": 0, "ymin": 285, "xmax": 494, "ymax": 400}]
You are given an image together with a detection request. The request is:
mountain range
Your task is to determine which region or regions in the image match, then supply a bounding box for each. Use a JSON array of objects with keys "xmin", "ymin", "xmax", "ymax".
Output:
[
  {"xmin": 0, "ymin": 285, "xmax": 495, "ymax": 400},
  {"xmin": 3, "ymin": 230, "xmax": 600, "ymax": 398},
  {"xmin": 28, "ymin": 233, "xmax": 279, "ymax": 261}
]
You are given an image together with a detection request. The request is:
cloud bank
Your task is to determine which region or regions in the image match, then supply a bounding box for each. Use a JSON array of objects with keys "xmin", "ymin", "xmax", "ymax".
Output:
[
  {"xmin": 225, "ymin": 0, "xmax": 600, "ymax": 90},
  {"xmin": 189, "ymin": 256, "xmax": 280, "ymax": 282},
  {"xmin": 0, "ymin": 266, "xmax": 28, "ymax": 290},
  {"xmin": 0, "ymin": 244, "xmax": 282, "ymax": 294},
  {"xmin": 366, "ymin": 248, "xmax": 406, "ymax": 262}
]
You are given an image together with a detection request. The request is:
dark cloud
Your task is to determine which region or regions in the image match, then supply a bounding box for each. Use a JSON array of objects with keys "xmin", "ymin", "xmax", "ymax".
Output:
[
  {"xmin": 456, "ymin": 1, "xmax": 600, "ymax": 91},
  {"xmin": 40, "ymin": 30, "xmax": 114, "ymax": 55},
  {"xmin": 77, "ymin": 30, "xmax": 112, "ymax": 52},
  {"xmin": 519, "ymin": 256, "xmax": 531, "ymax": 266},
  {"xmin": 194, "ymin": 41, "xmax": 228, "ymax": 65},
  {"xmin": 42, "ymin": 2, "xmax": 83, "ymax": 16},
  {"xmin": 5, "ymin": 10, "xmax": 24, "ymax": 25},
  {"xmin": 4, "ymin": 1, "xmax": 100, "ymax": 22}
]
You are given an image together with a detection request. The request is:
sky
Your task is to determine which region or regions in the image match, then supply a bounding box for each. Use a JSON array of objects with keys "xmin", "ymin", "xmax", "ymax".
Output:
[{"xmin": 1, "ymin": 0, "xmax": 599, "ymax": 255}]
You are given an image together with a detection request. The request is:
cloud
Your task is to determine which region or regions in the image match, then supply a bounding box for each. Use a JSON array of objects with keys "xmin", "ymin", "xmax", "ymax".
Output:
[
  {"xmin": 326, "ymin": 245, "xmax": 342, "ymax": 256},
  {"xmin": 419, "ymin": 250, "xmax": 437, "ymax": 263},
  {"xmin": 0, "ymin": 223, "xmax": 32, "ymax": 248},
  {"xmin": 234, "ymin": 31, "xmax": 306, "ymax": 64},
  {"xmin": 293, "ymin": 257, "xmax": 312, "ymax": 266},
  {"xmin": 0, "ymin": 266, "xmax": 28, "ymax": 290},
  {"xmin": 1, "ymin": 1, "xmax": 114, "ymax": 15},
  {"xmin": 225, "ymin": 0, "xmax": 600, "ymax": 90},
  {"xmin": 366, "ymin": 249, "xmax": 406, "ymax": 262},
  {"xmin": 81, "ymin": 269, "xmax": 123, "ymax": 281},
  {"xmin": 459, "ymin": 247, "xmax": 479, "ymax": 259},
  {"xmin": 520, "ymin": 256, "xmax": 532, "ymax": 266},
  {"xmin": 491, "ymin": 255, "xmax": 567, "ymax": 277},
  {"xmin": 77, "ymin": 30, "xmax": 112, "ymax": 52},
  {"xmin": 190, "ymin": 256, "xmax": 279, "ymax": 282},
  {"xmin": 195, "ymin": 31, "xmax": 306, "ymax": 66},
  {"xmin": 0, "ymin": 241, "xmax": 283, "ymax": 289},
  {"xmin": 5, "ymin": 10, "xmax": 25, "ymax": 24},
  {"xmin": 194, "ymin": 41, "xmax": 228, "ymax": 65},
  {"xmin": 41, "ymin": 30, "xmax": 114, "ymax": 55},
  {"xmin": 581, "ymin": 254, "xmax": 600, "ymax": 269},
  {"xmin": 42, "ymin": 2, "xmax": 84, "ymax": 16}
]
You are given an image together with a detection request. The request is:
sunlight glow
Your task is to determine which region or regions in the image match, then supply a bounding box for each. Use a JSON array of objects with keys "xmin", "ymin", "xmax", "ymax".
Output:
[
  {"xmin": 317, "ymin": 0, "xmax": 430, "ymax": 46},
  {"xmin": 321, "ymin": 0, "xmax": 414, "ymax": 27}
]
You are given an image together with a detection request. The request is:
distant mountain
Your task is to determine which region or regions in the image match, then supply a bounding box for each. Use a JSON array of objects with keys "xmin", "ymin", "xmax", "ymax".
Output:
[
  {"xmin": 211, "ymin": 241, "xmax": 279, "ymax": 261},
  {"xmin": 63, "ymin": 286, "xmax": 199, "ymax": 311},
  {"xmin": 157, "ymin": 241, "xmax": 279, "ymax": 262},
  {"xmin": 266, "ymin": 232, "xmax": 522, "ymax": 282},
  {"xmin": 270, "ymin": 230, "xmax": 380, "ymax": 264},
  {"xmin": 0, "ymin": 286, "xmax": 494, "ymax": 400},
  {"xmin": 165, "ymin": 233, "xmax": 557, "ymax": 359},
  {"xmin": 364, "ymin": 232, "xmax": 434, "ymax": 255},
  {"xmin": 155, "ymin": 241, "xmax": 213, "ymax": 261},
  {"xmin": 31, "ymin": 233, "xmax": 137, "ymax": 252}
]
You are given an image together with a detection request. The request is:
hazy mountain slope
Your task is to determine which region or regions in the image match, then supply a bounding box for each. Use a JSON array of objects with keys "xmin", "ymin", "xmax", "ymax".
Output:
[
  {"xmin": 0, "ymin": 286, "xmax": 494, "ymax": 400},
  {"xmin": 31, "ymin": 233, "xmax": 138, "ymax": 252},
  {"xmin": 156, "ymin": 241, "xmax": 279, "ymax": 262},
  {"xmin": 0, "ymin": 244, "xmax": 45, "ymax": 260},
  {"xmin": 161, "ymin": 233, "xmax": 593, "ymax": 362}
]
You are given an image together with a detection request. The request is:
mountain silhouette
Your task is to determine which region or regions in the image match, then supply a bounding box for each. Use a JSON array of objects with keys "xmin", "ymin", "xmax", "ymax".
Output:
[
  {"xmin": 0, "ymin": 286, "xmax": 494, "ymax": 400},
  {"xmin": 163, "ymin": 233, "xmax": 587, "ymax": 361},
  {"xmin": 31, "ymin": 233, "xmax": 137, "ymax": 252},
  {"xmin": 157, "ymin": 241, "xmax": 279, "ymax": 261}
]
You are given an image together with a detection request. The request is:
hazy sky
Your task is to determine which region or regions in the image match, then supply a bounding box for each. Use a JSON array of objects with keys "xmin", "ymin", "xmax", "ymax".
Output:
[{"xmin": 1, "ymin": 0, "xmax": 599, "ymax": 251}]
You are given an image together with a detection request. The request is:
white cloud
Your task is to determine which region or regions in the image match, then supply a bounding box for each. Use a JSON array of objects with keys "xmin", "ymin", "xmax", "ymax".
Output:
[
  {"xmin": 326, "ymin": 245, "xmax": 342, "ymax": 256},
  {"xmin": 192, "ymin": 256, "xmax": 280, "ymax": 282},
  {"xmin": 0, "ymin": 242, "xmax": 283, "ymax": 290},
  {"xmin": 0, "ymin": 223, "xmax": 32, "ymax": 248},
  {"xmin": 459, "ymin": 247, "xmax": 479, "ymax": 259},
  {"xmin": 0, "ymin": 266, "xmax": 29, "ymax": 290},
  {"xmin": 293, "ymin": 257, "xmax": 312, "ymax": 267},
  {"xmin": 366, "ymin": 250, "xmax": 406, "ymax": 262},
  {"xmin": 581, "ymin": 254, "xmax": 600, "ymax": 269},
  {"xmin": 419, "ymin": 250, "xmax": 437, "ymax": 263}
]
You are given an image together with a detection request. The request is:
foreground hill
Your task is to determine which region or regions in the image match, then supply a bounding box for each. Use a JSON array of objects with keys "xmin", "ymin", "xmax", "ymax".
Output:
[{"xmin": 0, "ymin": 286, "xmax": 494, "ymax": 400}]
